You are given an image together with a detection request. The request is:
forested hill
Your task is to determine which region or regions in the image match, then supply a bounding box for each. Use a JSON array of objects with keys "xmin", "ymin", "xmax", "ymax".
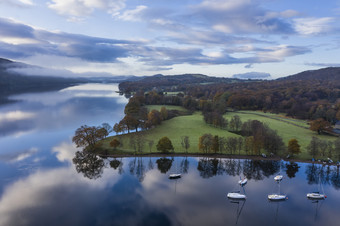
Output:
[
  {"xmin": 118, "ymin": 73, "xmax": 244, "ymax": 93},
  {"xmin": 0, "ymin": 58, "xmax": 84, "ymax": 96},
  {"xmin": 279, "ymin": 67, "xmax": 340, "ymax": 81}
]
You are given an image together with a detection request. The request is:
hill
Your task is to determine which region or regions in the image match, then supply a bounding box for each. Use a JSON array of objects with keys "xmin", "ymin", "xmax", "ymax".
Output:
[
  {"xmin": 279, "ymin": 67, "xmax": 340, "ymax": 81},
  {"xmin": 118, "ymin": 73, "xmax": 244, "ymax": 93}
]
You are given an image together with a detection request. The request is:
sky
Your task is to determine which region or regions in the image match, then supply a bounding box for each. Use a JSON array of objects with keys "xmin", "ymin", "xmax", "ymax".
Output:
[{"xmin": 0, "ymin": 0, "xmax": 340, "ymax": 78}]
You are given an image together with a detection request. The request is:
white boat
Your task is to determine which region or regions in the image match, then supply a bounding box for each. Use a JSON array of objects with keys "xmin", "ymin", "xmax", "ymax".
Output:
[
  {"xmin": 268, "ymin": 178, "xmax": 287, "ymax": 201},
  {"xmin": 169, "ymin": 173, "xmax": 181, "ymax": 179},
  {"xmin": 238, "ymin": 178, "xmax": 247, "ymax": 186},
  {"xmin": 307, "ymin": 192, "xmax": 326, "ymax": 200},
  {"xmin": 307, "ymin": 173, "xmax": 326, "ymax": 200},
  {"xmin": 274, "ymin": 175, "xmax": 283, "ymax": 182},
  {"xmin": 228, "ymin": 191, "xmax": 246, "ymax": 199},
  {"xmin": 274, "ymin": 161, "xmax": 283, "ymax": 182},
  {"xmin": 268, "ymin": 194, "xmax": 287, "ymax": 201}
]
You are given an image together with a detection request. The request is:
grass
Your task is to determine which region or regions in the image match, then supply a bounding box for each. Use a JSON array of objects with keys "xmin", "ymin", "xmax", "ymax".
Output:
[
  {"xmin": 225, "ymin": 111, "xmax": 337, "ymax": 159},
  {"xmin": 99, "ymin": 111, "xmax": 240, "ymax": 154},
  {"xmin": 98, "ymin": 106, "xmax": 338, "ymax": 161}
]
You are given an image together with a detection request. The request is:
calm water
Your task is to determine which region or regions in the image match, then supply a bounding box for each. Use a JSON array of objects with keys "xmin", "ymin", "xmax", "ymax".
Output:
[{"xmin": 0, "ymin": 83, "xmax": 340, "ymax": 226}]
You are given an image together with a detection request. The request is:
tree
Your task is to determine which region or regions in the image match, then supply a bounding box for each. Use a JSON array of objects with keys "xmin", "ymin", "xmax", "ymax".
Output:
[
  {"xmin": 148, "ymin": 140, "xmax": 154, "ymax": 152},
  {"xmin": 110, "ymin": 138, "xmax": 120, "ymax": 150},
  {"xmin": 212, "ymin": 136, "xmax": 219, "ymax": 153},
  {"xmin": 334, "ymin": 138, "xmax": 340, "ymax": 161},
  {"xmin": 101, "ymin": 123, "xmax": 112, "ymax": 134},
  {"xmin": 160, "ymin": 106, "xmax": 168, "ymax": 120},
  {"xmin": 156, "ymin": 137, "xmax": 174, "ymax": 153},
  {"xmin": 72, "ymin": 125, "xmax": 106, "ymax": 149},
  {"xmin": 310, "ymin": 118, "xmax": 331, "ymax": 134},
  {"xmin": 198, "ymin": 134, "xmax": 213, "ymax": 153},
  {"xmin": 287, "ymin": 138, "xmax": 301, "ymax": 155},
  {"xmin": 136, "ymin": 133, "xmax": 146, "ymax": 153},
  {"xmin": 229, "ymin": 115, "xmax": 242, "ymax": 131},
  {"xmin": 307, "ymin": 136, "xmax": 320, "ymax": 159},
  {"xmin": 113, "ymin": 123, "xmax": 122, "ymax": 135},
  {"xmin": 147, "ymin": 110, "xmax": 162, "ymax": 127},
  {"xmin": 181, "ymin": 136, "xmax": 190, "ymax": 153}
]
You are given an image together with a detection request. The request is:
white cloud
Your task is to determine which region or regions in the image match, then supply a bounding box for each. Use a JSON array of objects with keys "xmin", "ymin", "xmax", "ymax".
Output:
[
  {"xmin": 0, "ymin": 0, "xmax": 33, "ymax": 7},
  {"xmin": 0, "ymin": 111, "xmax": 35, "ymax": 124},
  {"xmin": 294, "ymin": 17, "xmax": 335, "ymax": 35},
  {"xmin": 118, "ymin": 5, "xmax": 147, "ymax": 21},
  {"xmin": 47, "ymin": 0, "xmax": 126, "ymax": 20}
]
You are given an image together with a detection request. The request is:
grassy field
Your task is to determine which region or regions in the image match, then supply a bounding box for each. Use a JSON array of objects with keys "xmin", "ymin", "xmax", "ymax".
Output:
[
  {"xmin": 98, "ymin": 106, "xmax": 338, "ymax": 160},
  {"xmin": 226, "ymin": 111, "xmax": 337, "ymax": 159},
  {"xmin": 99, "ymin": 111, "xmax": 240, "ymax": 154}
]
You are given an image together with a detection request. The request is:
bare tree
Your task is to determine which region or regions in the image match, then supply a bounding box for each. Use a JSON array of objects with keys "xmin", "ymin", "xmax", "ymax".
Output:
[{"xmin": 181, "ymin": 136, "xmax": 190, "ymax": 153}]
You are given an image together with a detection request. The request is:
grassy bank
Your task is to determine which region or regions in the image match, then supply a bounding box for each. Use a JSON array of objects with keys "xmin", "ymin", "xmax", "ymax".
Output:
[
  {"xmin": 225, "ymin": 111, "xmax": 337, "ymax": 159},
  {"xmin": 98, "ymin": 107, "xmax": 337, "ymax": 160}
]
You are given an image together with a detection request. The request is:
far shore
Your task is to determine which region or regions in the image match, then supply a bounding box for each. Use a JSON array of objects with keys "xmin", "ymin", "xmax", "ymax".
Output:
[{"xmin": 97, "ymin": 152, "xmax": 339, "ymax": 166}]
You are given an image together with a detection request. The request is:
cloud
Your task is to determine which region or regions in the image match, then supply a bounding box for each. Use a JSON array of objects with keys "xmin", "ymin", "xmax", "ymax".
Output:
[
  {"xmin": 0, "ymin": 0, "xmax": 33, "ymax": 7},
  {"xmin": 305, "ymin": 62, "xmax": 340, "ymax": 67},
  {"xmin": 232, "ymin": 72, "xmax": 272, "ymax": 80},
  {"xmin": 0, "ymin": 147, "xmax": 38, "ymax": 163},
  {"xmin": 294, "ymin": 17, "xmax": 335, "ymax": 35},
  {"xmin": 47, "ymin": 0, "xmax": 126, "ymax": 21},
  {"xmin": 118, "ymin": 5, "xmax": 148, "ymax": 21}
]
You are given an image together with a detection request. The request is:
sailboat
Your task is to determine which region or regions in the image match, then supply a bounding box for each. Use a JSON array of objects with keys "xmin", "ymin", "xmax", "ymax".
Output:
[
  {"xmin": 307, "ymin": 173, "xmax": 327, "ymax": 199},
  {"xmin": 169, "ymin": 157, "xmax": 181, "ymax": 179},
  {"xmin": 268, "ymin": 180, "xmax": 287, "ymax": 201},
  {"xmin": 228, "ymin": 181, "xmax": 247, "ymax": 200},
  {"xmin": 274, "ymin": 161, "xmax": 283, "ymax": 182},
  {"xmin": 238, "ymin": 176, "xmax": 247, "ymax": 186}
]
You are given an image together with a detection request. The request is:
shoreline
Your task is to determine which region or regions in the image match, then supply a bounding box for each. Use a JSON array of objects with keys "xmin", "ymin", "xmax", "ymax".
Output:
[{"xmin": 97, "ymin": 152, "xmax": 338, "ymax": 166}]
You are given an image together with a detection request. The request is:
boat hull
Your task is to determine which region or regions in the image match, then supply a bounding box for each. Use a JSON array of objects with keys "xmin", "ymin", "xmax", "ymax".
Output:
[
  {"xmin": 238, "ymin": 179, "xmax": 247, "ymax": 186},
  {"xmin": 268, "ymin": 194, "xmax": 287, "ymax": 201},
  {"xmin": 169, "ymin": 174, "xmax": 181, "ymax": 179},
  {"xmin": 227, "ymin": 192, "xmax": 246, "ymax": 199},
  {"xmin": 307, "ymin": 193, "xmax": 326, "ymax": 199},
  {"xmin": 274, "ymin": 175, "xmax": 283, "ymax": 181}
]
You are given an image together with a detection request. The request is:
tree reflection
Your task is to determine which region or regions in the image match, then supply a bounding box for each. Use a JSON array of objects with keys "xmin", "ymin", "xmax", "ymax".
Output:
[
  {"xmin": 180, "ymin": 157, "xmax": 190, "ymax": 174},
  {"xmin": 129, "ymin": 157, "xmax": 146, "ymax": 182},
  {"xmin": 73, "ymin": 151, "xmax": 105, "ymax": 180},
  {"xmin": 110, "ymin": 158, "xmax": 124, "ymax": 174},
  {"xmin": 156, "ymin": 158, "xmax": 173, "ymax": 174},
  {"xmin": 197, "ymin": 158, "xmax": 224, "ymax": 178},
  {"xmin": 285, "ymin": 162, "xmax": 300, "ymax": 178}
]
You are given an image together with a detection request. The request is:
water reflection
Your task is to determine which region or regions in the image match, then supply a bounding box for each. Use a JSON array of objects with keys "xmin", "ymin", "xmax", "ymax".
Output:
[{"xmin": 73, "ymin": 151, "xmax": 105, "ymax": 180}]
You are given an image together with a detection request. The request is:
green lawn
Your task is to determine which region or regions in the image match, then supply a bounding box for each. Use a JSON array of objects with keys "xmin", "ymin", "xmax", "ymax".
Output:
[
  {"xmin": 98, "ymin": 108, "xmax": 338, "ymax": 160},
  {"xmin": 225, "ymin": 111, "xmax": 337, "ymax": 159},
  {"xmin": 99, "ymin": 111, "xmax": 240, "ymax": 154}
]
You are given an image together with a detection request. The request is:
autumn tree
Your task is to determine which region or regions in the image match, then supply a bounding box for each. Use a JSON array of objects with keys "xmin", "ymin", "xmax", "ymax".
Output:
[
  {"xmin": 136, "ymin": 133, "xmax": 146, "ymax": 153},
  {"xmin": 72, "ymin": 125, "xmax": 106, "ymax": 149},
  {"xmin": 229, "ymin": 115, "xmax": 242, "ymax": 131},
  {"xmin": 101, "ymin": 123, "xmax": 112, "ymax": 134},
  {"xmin": 287, "ymin": 138, "xmax": 301, "ymax": 155},
  {"xmin": 110, "ymin": 138, "xmax": 120, "ymax": 150},
  {"xmin": 156, "ymin": 137, "xmax": 174, "ymax": 153},
  {"xmin": 212, "ymin": 136, "xmax": 219, "ymax": 153},
  {"xmin": 310, "ymin": 118, "xmax": 331, "ymax": 134},
  {"xmin": 198, "ymin": 133, "xmax": 213, "ymax": 153},
  {"xmin": 181, "ymin": 136, "xmax": 190, "ymax": 153},
  {"xmin": 147, "ymin": 110, "xmax": 162, "ymax": 128}
]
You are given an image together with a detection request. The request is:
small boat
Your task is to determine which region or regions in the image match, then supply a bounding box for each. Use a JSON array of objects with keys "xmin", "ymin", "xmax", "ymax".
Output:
[
  {"xmin": 274, "ymin": 161, "xmax": 283, "ymax": 182},
  {"xmin": 274, "ymin": 175, "xmax": 283, "ymax": 182},
  {"xmin": 307, "ymin": 192, "xmax": 327, "ymax": 200},
  {"xmin": 268, "ymin": 194, "xmax": 287, "ymax": 201},
  {"xmin": 238, "ymin": 177, "xmax": 247, "ymax": 186},
  {"xmin": 169, "ymin": 173, "xmax": 181, "ymax": 179},
  {"xmin": 307, "ymin": 173, "xmax": 326, "ymax": 200},
  {"xmin": 227, "ymin": 191, "xmax": 246, "ymax": 200},
  {"xmin": 268, "ymin": 179, "xmax": 287, "ymax": 201}
]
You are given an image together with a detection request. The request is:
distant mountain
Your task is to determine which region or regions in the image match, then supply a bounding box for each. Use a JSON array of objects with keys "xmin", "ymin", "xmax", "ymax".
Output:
[
  {"xmin": 118, "ymin": 73, "xmax": 243, "ymax": 92},
  {"xmin": 0, "ymin": 57, "xmax": 139, "ymax": 104},
  {"xmin": 278, "ymin": 67, "xmax": 340, "ymax": 81}
]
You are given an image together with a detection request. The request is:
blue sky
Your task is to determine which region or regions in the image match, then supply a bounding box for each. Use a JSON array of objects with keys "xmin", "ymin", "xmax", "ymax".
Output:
[{"xmin": 0, "ymin": 0, "xmax": 340, "ymax": 78}]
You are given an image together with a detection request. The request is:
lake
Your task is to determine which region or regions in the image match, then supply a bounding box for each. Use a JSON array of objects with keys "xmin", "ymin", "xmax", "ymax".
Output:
[{"xmin": 0, "ymin": 83, "xmax": 340, "ymax": 226}]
